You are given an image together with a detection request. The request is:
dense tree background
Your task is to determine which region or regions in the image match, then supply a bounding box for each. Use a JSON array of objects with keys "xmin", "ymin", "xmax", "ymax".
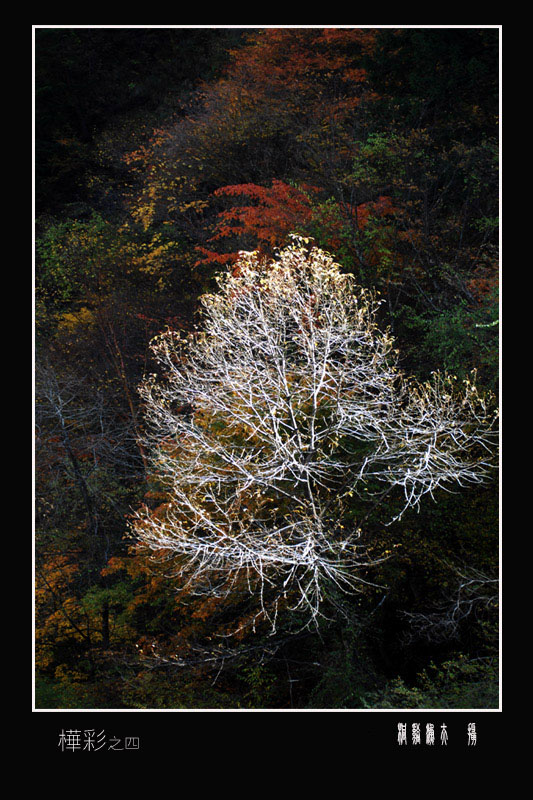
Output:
[{"xmin": 34, "ymin": 26, "xmax": 499, "ymax": 709}]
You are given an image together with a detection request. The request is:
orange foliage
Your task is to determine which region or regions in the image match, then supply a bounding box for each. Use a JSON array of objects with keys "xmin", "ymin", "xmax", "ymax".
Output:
[{"xmin": 466, "ymin": 262, "xmax": 499, "ymax": 302}]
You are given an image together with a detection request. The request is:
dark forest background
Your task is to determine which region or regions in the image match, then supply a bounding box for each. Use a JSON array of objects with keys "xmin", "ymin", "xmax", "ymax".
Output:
[{"xmin": 35, "ymin": 26, "xmax": 499, "ymax": 709}]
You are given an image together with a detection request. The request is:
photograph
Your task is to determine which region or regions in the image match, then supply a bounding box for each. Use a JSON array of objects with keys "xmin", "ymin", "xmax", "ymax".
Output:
[{"xmin": 33, "ymin": 24, "xmax": 501, "ymax": 746}]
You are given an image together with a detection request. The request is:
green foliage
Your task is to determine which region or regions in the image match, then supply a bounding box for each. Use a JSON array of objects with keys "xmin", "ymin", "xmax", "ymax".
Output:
[
  {"xmin": 307, "ymin": 626, "xmax": 382, "ymax": 709},
  {"xmin": 240, "ymin": 663, "xmax": 279, "ymax": 708},
  {"xmin": 393, "ymin": 286, "xmax": 498, "ymax": 388},
  {"xmin": 35, "ymin": 675, "xmax": 103, "ymax": 709},
  {"xmin": 362, "ymin": 655, "xmax": 499, "ymax": 709}
]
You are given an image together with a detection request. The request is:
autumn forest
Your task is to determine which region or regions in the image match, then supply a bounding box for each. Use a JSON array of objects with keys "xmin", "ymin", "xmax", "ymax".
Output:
[{"xmin": 34, "ymin": 26, "xmax": 500, "ymax": 710}]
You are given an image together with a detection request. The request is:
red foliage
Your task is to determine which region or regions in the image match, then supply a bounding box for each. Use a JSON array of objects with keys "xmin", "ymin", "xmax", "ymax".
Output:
[
  {"xmin": 195, "ymin": 181, "xmax": 320, "ymax": 266},
  {"xmin": 357, "ymin": 195, "xmax": 397, "ymax": 228}
]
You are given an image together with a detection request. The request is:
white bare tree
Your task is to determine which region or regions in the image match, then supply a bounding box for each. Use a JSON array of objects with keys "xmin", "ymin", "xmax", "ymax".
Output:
[
  {"xmin": 133, "ymin": 237, "xmax": 497, "ymax": 631},
  {"xmin": 401, "ymin": 563, "xmax": 499, "ymax": 644}
]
